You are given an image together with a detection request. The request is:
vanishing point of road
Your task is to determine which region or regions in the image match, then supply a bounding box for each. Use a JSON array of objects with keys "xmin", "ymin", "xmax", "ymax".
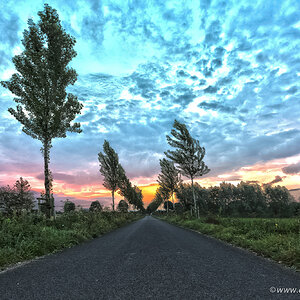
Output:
[{"xmin": 1, "ymin": 216, "xmax": 300, "ymax": 299}]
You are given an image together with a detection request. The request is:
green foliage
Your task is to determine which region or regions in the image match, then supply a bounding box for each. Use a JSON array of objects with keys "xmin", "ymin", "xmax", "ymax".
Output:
[
  {"xmin": 165, "ymin": 120, "xmax": 210, "ymax": 212},
  {"xmin": 118, "ymin": 170, "xmax": 144, "ymax": 211},
  {"xmin": 162, "ymin": 215, "xmax": 300, "ymax": 270},
  {"xmin": 118, "ymin": 173, "xmax": 133, "ymax": 203},
  {"xmin": 0, "ymin": 185, "xmax": 17, "ymax": 215},
  {"xmin": 264, "ymin": 185, "xmax": 294, "ymax": 217},
  {"xmin": 165, "ymin": 120, "xmax": 210, "ymax": 181},
  {"xmin": 174, "ymin": 202, "xmax": 184, "ymax": 214},
  {"xmin": 117, "ymin": 200, "xmax": 129, "ymax": 212},
  {"xmin": 0, "ymin": 178, "xmax": 34, "ymax": 215},
  {"xmin": 157, "ymin": 158, "xmax": 181, "ymax": 208},
  {"xmin": 0, "ymin": 211, "xmax": 142, "ymax": 269},
  {"xmin": 163, "ymin": 201, "xmax": 174, "ymax": 211},
  {"xmin": 98, "ymin": 140, "xmax": 124, "ymax": 211},
  {"xmin": 146, "ymin": 186, "xmax": 170, "ymax": 213},
  {"xmin": 290, "ymin": 202, "xmax": 300, "ymax": 216},
  {"xmin": 89, "ymin": 200, "xmax": 102, "ymax": 212},
  {"xmin": 175, "ymin": 181, "xmax": 297, "ymax": 217},
  {"xmin": 132, "ymin": 186, "xmax": 145, "ymax": 212},
  {"xmin": 175, "ymin": 183, "xmax": 193, "ymax": 210},
  {"xmin": 147, "ymin": 189, "xmax": 164, "ymax": 213},
  {"xmin": 14, "ymin": 177, "xmax": 35, "ymax": 213},
  {"xmin": 63, "ymin": 200, "xmax": 75, "ymax": 213},
  {"xmin": 0, "ymin": 4, "xmax": 83, "ymax": 218}
]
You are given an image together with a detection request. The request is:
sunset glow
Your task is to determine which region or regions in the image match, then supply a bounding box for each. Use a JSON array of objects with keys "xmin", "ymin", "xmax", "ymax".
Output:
[{"xmin": 1, "ymin": 0, "xmax": 299, "ymax": 208}]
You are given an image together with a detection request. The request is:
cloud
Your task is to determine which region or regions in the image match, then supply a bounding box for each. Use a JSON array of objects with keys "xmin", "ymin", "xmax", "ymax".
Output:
[
  {"xmin": 80, "ymin": 1, "xmax": 105, "ymax": 45},
  {"xmin": 0, "ymin": 50, "xmax": 10, "ymax": 68},
  {"xmin": 282, "ymin": 162, "xmax": 300, "ymax": 175},
  {"xmin": 36, "ymin": 171, "xmax": 101, "ymax": 186},
  {"xmin": 0, "ymin": 0, "xmax": 299, "ymax": 194},
  {"xmin": 218, "ymin": 176, "xmax": 242, "ymax": 182},
  {"xmin": 245, "ymin": 180, "xmax": 259, "ymax": 184},
  {"xmin": 198, "ymin": 101, "xmax": 236, "ymax": 113},
  {"xmin": 203, "ymin": 86, "xmax": 218, "ymax": 94},
  {"xmin": 262, "ymin": 175, "xmax": 284, "ymax": 187},
  {"xmin": 0, "ymin": 12, "xmax": 20, "ymax": 47}
]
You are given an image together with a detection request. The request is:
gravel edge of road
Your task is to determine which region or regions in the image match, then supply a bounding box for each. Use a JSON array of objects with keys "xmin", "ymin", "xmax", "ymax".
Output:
[{"xmin": 157, "ymin": 216, "xmax": 300, "ymax": 275}]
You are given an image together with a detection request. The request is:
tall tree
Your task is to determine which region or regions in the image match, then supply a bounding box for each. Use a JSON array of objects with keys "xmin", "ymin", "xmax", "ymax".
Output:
[
  {"xmin": 118, "ymin": 168, "xmax": 144, "ymax": 211},
  {"xmin": 98, "ymin": 140, "xmax": 123, "ymax": 211},
  {"xmin": 146, "ymin": 187, "xmax": 167, "ymax": 213},
  {"xmin": 1, "ymin": 4, "xmax": 83, "ymax": 218},
  {"xmin": 14, "ymin": 177, "xmax": 35, "ymax": 213},
  {"xmin": 157, "ymin": 158, "xmax": 181, "ymax": 211},
  {"xmin": 118, "ymin": 170, "xmax": 133, "ymax": 204},
  {"xmin": 132, "ymin": 185, "xmax": 144, "ymax": 211},
  {"xmin": 157, "ymin": 186, "xmax": 171, "ymax": 213},
  {"xmin": 165, "ymin": 120, "xmax": 210, "ymax": 214}
]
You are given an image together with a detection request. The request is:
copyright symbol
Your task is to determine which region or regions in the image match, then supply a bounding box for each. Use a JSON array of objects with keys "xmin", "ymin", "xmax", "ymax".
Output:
[{"xmin": 270, "ymin": 287, "xmax": 276, "ymax": 293}]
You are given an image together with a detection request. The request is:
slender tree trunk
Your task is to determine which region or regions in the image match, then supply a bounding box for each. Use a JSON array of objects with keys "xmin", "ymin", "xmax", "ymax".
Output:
[
  {"xmin": 172, "ymin": 192, "xmax": 175, "ymax": 213},
  {"xmin": 167, "ymin": 201, "xmax": 169, "ymax": 214},
  {"xmin": 112, "ymin": 190, "xmax": 115, "ymax": 211},
  {"xmin": 43, "ymin": 140, "xmax": 51, "ymax": 218},
  {"xmin": 51, "ymin": 195, "xmax": 55, "ymax": 219},
  {"xmin": 191, "ymin": 177, "xmax": 196, "ymax": 216}
]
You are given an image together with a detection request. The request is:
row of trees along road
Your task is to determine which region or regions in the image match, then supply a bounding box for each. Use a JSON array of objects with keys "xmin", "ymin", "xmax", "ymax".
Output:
[
  {"xmin": 98, "ymin": 140, "xmax": 144, "ymax": 212},
  {"xmin": 175, "ymin": 182, "xmax": 299, "ymax": 217},
  {"xmin": 63, "ymin": 199, "xmax": 129, "ymax": 213},
  {"xmin": 1, "ymin": 5, "xmax": 83, "ymax": 218},
  {"xmin": 150, "ymin": 120, "xmax": 210, "ymax": 215}
]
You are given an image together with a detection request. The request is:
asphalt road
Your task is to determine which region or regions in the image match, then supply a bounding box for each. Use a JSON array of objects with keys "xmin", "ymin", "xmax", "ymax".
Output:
[{"xmin": 1, "ymin": 216, "xmax": 300, "ymax": 299}]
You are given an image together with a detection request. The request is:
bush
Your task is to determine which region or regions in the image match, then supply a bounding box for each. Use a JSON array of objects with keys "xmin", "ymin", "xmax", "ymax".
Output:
[
  {"xmin": 204, "ymin": 215, "xmax": 220, "ymax": 225},
  {"xmin": 89, "ymin": 200, "xmax": 102, "ymax": 212},
  {"xmin": 117, "ymin": 200, "xmax": 129, "ymax": 212},
  {"xmin": 63, "ymin": 200, "xmax": 75, "ymax": 213},
  {"xmin": 0, "ymin": 211, "xmax": 142, "ymax": 269}
]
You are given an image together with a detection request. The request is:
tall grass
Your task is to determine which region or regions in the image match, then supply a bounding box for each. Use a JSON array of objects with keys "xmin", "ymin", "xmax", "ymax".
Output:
[
  {"xmin": 0, "ymin": 211, "xmax": 142, "ymax": 269},
  {"xmin": 160, "ymin": 214, "xmax": 300, "ymax": 270}
]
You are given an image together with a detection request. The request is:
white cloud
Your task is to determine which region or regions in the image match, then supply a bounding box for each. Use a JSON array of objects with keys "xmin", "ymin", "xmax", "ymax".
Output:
[{"xmin": 0, "ymin": 0, "xmax": 299, "ymax": 185}]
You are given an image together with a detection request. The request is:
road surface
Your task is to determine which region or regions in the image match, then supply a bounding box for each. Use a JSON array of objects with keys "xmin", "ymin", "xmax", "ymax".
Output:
[{"xmin": 1, "ymin": 216, "xmax": 299, "ymax": 299}]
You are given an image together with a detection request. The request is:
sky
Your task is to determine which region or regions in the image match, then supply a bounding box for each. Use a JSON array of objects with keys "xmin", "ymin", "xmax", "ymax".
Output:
[{"xmin": 0, "ymin": 0, "xmax": 300, "ymax": 208}]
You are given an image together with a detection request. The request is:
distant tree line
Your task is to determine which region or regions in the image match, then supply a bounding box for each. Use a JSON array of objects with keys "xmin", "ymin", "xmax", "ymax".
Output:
[
  {"xmin": 171, "ymin": 182, "xmax": 299, "ymax": 217},
  {"xmin": 0, "ymin": 177, "xmax": 131, "ymax": 216},
  {"xmin": 63, "ymin": 199, "xmax": 129, "ymax": 214}
]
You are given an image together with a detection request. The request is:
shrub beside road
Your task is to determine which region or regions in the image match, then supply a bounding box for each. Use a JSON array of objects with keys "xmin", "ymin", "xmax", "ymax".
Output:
[
  {"xmin": 160, "ymin": 214, "xmax": 300, "ymax": 271},
  {"xmin": 0, "ymin": 211, "xmax": 142, "ymax": 270}
]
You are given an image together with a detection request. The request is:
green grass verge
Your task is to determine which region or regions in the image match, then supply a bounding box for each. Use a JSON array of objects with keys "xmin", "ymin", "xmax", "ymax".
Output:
[
  {"xmin": 160, "ymin": 214, "xmax": 300, "ymax": 271},
  {"xmin": 0, "ymin": 211, "xmax": 142, "ymax": 270}
]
